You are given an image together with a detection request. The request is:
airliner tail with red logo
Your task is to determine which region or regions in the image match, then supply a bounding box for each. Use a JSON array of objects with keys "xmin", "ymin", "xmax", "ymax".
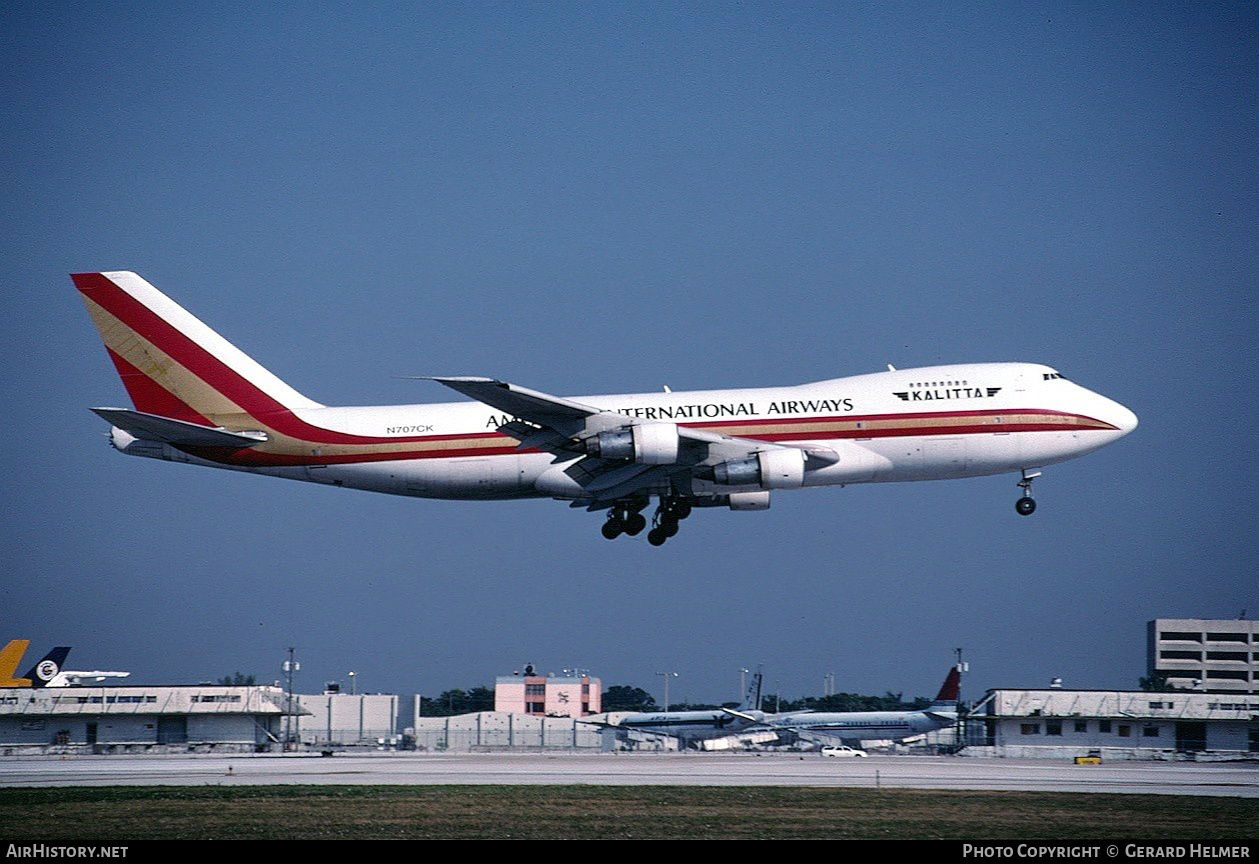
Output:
[{"xmin": 74, "ymin": 271, "xmax": 1137, "ymax": 545}]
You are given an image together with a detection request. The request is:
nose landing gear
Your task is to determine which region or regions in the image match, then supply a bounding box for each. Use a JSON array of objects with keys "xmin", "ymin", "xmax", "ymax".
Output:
[{"xmin": 1015, "ymin": 470, "xmax": 1041, "ymax": 516}]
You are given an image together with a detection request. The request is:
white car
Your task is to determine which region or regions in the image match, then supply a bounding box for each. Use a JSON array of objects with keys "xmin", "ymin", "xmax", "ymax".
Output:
[{"xmin": 820, "ymin": 745, "xmax": 868, "ymax": 758}]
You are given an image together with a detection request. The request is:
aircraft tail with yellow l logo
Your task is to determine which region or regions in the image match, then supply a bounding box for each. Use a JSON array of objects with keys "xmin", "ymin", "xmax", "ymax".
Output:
[{"xmin": 0, "ymin": 645, "xmax": 71, "ymax": 688}]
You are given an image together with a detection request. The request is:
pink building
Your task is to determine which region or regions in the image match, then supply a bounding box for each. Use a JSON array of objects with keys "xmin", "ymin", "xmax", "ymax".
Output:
[{"xmin": 495, "ymin": 666, "xmax": 601, "ymax": 718}]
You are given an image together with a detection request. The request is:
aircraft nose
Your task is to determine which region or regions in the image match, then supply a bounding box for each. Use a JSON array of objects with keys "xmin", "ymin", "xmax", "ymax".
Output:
[{"xmin": 1107, "ymin": 399, "xmax": 1139, "ymax": 436}]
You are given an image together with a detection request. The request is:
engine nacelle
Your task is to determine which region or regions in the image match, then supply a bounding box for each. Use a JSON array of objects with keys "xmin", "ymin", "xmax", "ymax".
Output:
[
  {"xmin": 585, "ymin": 422, "xmax": 679, "ymax": 465},
  {"xmin": 728, "ymin": 491, "xmax": 771, "ymax": 511},
  {"xmin": 712, "ymin": 448, "xmax": 806, "ymax": 489}
]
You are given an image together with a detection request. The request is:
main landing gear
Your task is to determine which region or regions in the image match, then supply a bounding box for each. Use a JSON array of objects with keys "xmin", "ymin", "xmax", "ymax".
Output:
[
  {"xmin": 601, "ymin": 496, "xmax": 692, "ymax": 545},
  {"xmin": 1015, "ymin": 469, "xmax": 1041, "ymax": 516},
  {"xmin": 601, "ymin": 503, "xmax": 647, "ymax": 540},
  {"xmin": 646, "ymin": 497, "xmax": 692, "ymax": 547}
]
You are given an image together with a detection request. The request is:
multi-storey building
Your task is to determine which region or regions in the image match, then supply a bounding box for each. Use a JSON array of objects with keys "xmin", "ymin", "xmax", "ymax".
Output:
[
  {"xmin": 494, "ymin": 665, "xmax": 600, "ymax": 718},
  {"xmin": 1147, "ymin": 618, "xmax": 1258, "ymax": 695}
]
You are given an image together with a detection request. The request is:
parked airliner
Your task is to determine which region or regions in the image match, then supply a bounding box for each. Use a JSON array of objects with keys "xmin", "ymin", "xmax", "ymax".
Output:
[
  {"xmin": 74, "ymin": 271, "xmax": 1137, "ymax": 544},
  {"xmin": 761, "ymin": 667, "xmax": 961, "ymax": 748},
  {"xmin": 591, "ymin": 671, "xmax": 765, "ymax": 748}
]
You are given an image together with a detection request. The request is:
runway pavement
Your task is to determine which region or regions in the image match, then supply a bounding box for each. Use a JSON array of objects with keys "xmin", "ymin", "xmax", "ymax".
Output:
[{"xmin": 2, "ymin": 751, "xmax": 1256, "ymax": 796}]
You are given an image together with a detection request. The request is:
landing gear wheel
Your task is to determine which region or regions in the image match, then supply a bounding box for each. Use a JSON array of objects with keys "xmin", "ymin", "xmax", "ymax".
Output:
[
  {"xmin": 647, "ymin": 527, "xmax": 668, "ymax": 546},
  {"xmin": 1014, "ymin": 469, "xmax": 1041, "ymax": 517},
  {"xmin": 601, "ymin": 519, "xmax": 624, "ymax": 540},
  {"xmin": 624, "ymin": 512, "xmax": 647, "ymax": 536},
  {"xmin": 660, "ymin": 517, "xmax": 679, "ymax": 538}
]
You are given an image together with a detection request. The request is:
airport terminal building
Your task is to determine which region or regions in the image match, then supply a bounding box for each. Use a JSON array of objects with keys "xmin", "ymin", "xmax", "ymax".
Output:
[
  {"xmin": 967, "ymin": 687, "xmax": 1259, "ymax": 759},
  {"xmin": 0, "ymin": 684, "xmax": 290, "ymax": 753}
]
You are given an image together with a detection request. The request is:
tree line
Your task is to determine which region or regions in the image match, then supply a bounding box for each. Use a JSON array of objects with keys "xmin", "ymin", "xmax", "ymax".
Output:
[
  {"xmin": 416, "ymin": 684, "xmax": 931, "ymax": 717},
  {"xmin": 218, "ymin": 673, "xmax": 934, "ymax": 716}
]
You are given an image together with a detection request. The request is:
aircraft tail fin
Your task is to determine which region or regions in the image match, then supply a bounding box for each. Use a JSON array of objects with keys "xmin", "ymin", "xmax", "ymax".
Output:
[
  {"xmin": 20, "ymin": 647, "xmax": 71, "ymax": 689},
  {"xmin": 737, "ymin": 666, "xmax": 763, "ymax": 712},
  {"xmin": 72, "ymin": 271, "xmax": 321, "ymax": 428},
  {"xmin": 930, "ymin": 666, "xmax": 962, "ymax": 708},
  {"xmin": 0, "ymin": 640, "xmax": 31, "ymax": 687}
]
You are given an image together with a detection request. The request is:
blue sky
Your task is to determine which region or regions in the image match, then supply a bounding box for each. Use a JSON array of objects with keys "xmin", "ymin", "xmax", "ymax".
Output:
[{"xmin": 4, "ymin": 2, "xmax": 1256, "ymax": 707}]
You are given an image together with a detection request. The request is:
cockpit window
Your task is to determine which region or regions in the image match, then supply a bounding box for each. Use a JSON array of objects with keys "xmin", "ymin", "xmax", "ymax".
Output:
[{"xmin": 1042, "ymin": 372, "xmax": 1068, "ymax": 381}]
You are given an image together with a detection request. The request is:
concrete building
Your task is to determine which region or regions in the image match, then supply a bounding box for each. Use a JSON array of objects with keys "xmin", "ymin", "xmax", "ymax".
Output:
[
  {"xmin": 410, "ymin": 711, "xmax": 602, "ymax": 751},
  {"xmin": 494, "ymin": 666, "xmax": 601, "ymax": 718},
  {"xmin": 1147, "ymin": 618, "xmax": 1258, "ymax": 695},
  {"xmin": 294, "ymin": 690, "xmax": 399, "ymax": 746},
  {"xmin": 0, "ymin": 685, "xmax": 291, "ymax": 754},
  {"xmin": 967, "ymin": 687, "xmax": 1259, "ymax": 759}
]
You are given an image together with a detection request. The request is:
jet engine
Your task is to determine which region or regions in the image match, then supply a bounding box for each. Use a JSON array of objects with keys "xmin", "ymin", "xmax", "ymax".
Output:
[
  {"xmin": 584, "ymin": 422, "xmax": 679, "ymax": 465},
  {"xmin": 712, "ymin": 449, "xmax": 806, "ymax": 489},
  {"xmin": 727, "ymin": 491, "xmax": 771, "ymax": 510}
]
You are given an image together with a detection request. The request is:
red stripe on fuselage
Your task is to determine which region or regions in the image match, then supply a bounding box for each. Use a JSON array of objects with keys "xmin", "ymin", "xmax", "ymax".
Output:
[
  {"xmin": 767, "ymin": 420, "xmax": 1101, "ymax": 442},
  {"xmin": 179, "ymin": 410, "xmax": 1111, "ymax": 467}
]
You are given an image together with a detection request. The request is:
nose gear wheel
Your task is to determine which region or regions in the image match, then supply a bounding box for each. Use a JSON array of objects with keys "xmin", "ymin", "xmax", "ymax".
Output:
[{"xmin": 1015, "ymin": 470, "xmax": 1041, "ymax": 516}]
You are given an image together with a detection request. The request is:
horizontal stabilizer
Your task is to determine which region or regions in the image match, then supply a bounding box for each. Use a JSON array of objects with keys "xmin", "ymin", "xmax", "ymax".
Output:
[
  {"xmin": 91, "ymin": 408, "xmax": 268, "ymax": 448},
  {"xmin": 721, "ymin": 707, "xmax": 762, "ymax": 724}
]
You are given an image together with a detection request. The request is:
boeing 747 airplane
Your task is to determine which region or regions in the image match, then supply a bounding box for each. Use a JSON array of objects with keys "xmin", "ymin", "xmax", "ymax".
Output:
[{"xmin": 74, "ymin": 271, "xmax": 1137, "ymax": 544}]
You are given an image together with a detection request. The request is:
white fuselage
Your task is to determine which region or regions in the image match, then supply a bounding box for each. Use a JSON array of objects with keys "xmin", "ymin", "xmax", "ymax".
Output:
[
  {"xmin": 770, "ymin": 707, "xmax": 957, "ymax": 743},
  {"xmin": 604, "ymin": 708, "xmax": 766, "ymax": 744},
  {"xmin": 114, "ymin": 361, "xmax": 1136, "ymax": 503}
]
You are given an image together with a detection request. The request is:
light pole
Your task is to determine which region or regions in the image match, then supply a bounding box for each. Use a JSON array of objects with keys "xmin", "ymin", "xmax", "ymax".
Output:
[
  {"xmin": 282, "ymin": 648, "xmax": 299, "ymax": 751},
  {"xmin": 655, "ymin": 671, "xmax": 678, "ymax": 712},
  {"xmin": 348, "ymin": 671, "xmax": 356, "ymax": 695}
]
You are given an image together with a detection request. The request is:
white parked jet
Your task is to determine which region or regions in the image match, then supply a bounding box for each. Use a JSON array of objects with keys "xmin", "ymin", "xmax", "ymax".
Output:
[
  {"xmin": 74, "ymin": 271, "xmax": 1137, "ymax": 544},
  {"xmin": 761, "ymin": 667, "xmax": 962, "ymax": 748},
  {"xmin": 590, "ymin": 671, "xmax": 766, "ymax": 748},
  {"xmin": 44, "ymin": 669, "xmax": 132, "ymax": 688}
]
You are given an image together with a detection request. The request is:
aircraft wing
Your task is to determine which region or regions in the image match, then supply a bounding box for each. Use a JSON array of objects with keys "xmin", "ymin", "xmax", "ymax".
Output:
[
  {"xmin": 426, "ymin": 378, "xmax": 599, "ymax": 435},
  {"xmin": 429, "ymin": 377, "xmax": 837, "ymax": 502},
  {"xmin": 91, "ymin": 408, "xmax": 269, "ymax": 448},
  {"xmin": 575, "ymin": 717, "xmax": 619, "ymax": 730}
]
